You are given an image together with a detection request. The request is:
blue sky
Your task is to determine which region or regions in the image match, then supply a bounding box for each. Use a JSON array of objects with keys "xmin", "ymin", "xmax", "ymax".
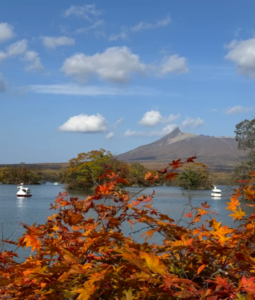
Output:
[{"xmin": 0, "ymin": 0, "xmax": 255, "ymax": 163}]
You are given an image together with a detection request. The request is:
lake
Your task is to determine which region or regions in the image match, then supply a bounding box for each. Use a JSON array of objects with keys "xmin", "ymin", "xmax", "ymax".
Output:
[{"xmin": 0, "ymin": 183, "xmax": 250, "ymax": 259}]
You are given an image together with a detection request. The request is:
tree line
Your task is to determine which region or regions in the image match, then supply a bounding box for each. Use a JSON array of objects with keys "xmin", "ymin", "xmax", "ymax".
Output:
[{"xmin": 0, "ymin": 164, "xmax": 41, "ymax": 184}]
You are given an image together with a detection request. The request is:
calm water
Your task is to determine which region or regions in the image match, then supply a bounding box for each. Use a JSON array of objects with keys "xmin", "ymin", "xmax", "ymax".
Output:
[{"xmin": 0, "ymin": 183, "xmax": 251, "ymax": 259}]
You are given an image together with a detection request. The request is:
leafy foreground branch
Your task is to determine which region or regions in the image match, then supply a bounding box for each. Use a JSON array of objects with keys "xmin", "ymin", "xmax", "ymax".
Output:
[{"xmin": 1, "ymin": 157, "xmax": 255, "ymax": 299}]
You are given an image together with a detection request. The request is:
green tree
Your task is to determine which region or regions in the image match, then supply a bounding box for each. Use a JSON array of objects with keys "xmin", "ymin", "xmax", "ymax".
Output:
[
  {"xmin": 235, "ymin": 117, "xmax": 255, "ymax": 150},
  {"xmin": 63, "ymin": 149, "xmax": 122, "ymax": 190},
  {"xmin": 234, "ymin": 118, "xmax": 255, "ymax": 188},
  {"xmin": 176, "ymin": 162, "xmax": 212, "ymax": 190},
  {"xmin": 0, "ymin": 165, "xmax": 41, "ymax": 184}
]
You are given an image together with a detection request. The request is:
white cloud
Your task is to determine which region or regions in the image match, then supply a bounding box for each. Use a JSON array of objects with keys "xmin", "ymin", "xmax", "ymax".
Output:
[
  {"xmin": 109, "ymin": 32, "xmax": 127, "ymax": 41},
  {"xmin": 61, "ymin": 46, "xmax": 146, "ymax": 83},
  {"xmin": 41, "ymin": 36, "xmax": 75, "ymax": 49},
  {"xmin": 160, "ymin": 55, "xmax": 189, "ymax": 75},
  {"xmin": 181, "ymin": 117, "xmax": 204, "ymax": 128},
  {"xmin": 139, "ymin": 110, "xmax": 180, "ymax": 126},
  {"xmin": 58, "ymin": 114, "xmax": 107, "ymax": 133},
  {"xmin": 159, "ymin": 124, "xmax": 178, "ymax": 135},
  {"xmin": 124, "ymin": 124, "xmax": 177, "ymax": 137},
  {"xmin": 64, "ymin": 4, "xmax": 102, "ymax": 21},
  {"xmin": 131, "ymin": 15, "xmax": 171, "ymax": 32},
  {"xmin": 106, "ymin": 132, "xmax": 115, "ymax": 139},
  {"xmin": 76, "ymin": 20, "xmax": 104, "ymax": 34},
  {"xmin": 139, "ymin": 110, "xmax": 162, "ymax": 126},
  {"xmin": 225, "ymin": 105, "xmax": 253, "ymax": 114},
  {"xmin": 7, "ymin": 39, "xmax": 27, "ymax": 57},
  {"xmin": 114, "ymin": 117, "xmax": 124, "ymax": 128},
  {"xmin": 124, "ymin": 129, "xmax": 144, "ymax": 137},
  {"xmin": 0, "ymin": 23, "xmax": 14, "ymax": 43},
  {"xmin": 28, "ymin": 84, "xmax": 159, "ymax": 97},
  {"xmin": 24, "ymin": 51, "xmax": 44, "ymax": 72},
  {"xmin": 0, "ymin": 51, "xmax": 7, "ymax": 63},
  {"xmin": 225, "ymin": 38, "xmax": 255, "ymax": 77},
  {"xmin": 0, "ymin": 73, "xmax": 6, "ymax": 92}
]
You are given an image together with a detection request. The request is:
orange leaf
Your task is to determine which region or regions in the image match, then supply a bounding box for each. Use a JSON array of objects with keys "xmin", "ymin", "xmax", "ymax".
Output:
[
  {"xmin": 24, "ymin": 234, "xmax": 41, "ymax": 252},
  {"xmin": 144, "ymin": 172, "xmax": 154, "ymax": 181},
  {"xmin": 226, "ymin": 197, "xmax": 240, "ymax": 211},
  {"xmin": 165, "ymin": 172, "xmax": 178, "ymax": 180},
  {"xmin": 197, "ymin": 264, "xmax": 206, "ymax": 275},
  {"xmin": 184, "ymin": 211, "xmax": 192, "ymax": 218},
  {"xmin": 140, "ymin": 229, "xmax": 157, "ymax": 239},
  {"xmin": 244, "ymin": 186, "xmax": 255, "ymax": 201}
]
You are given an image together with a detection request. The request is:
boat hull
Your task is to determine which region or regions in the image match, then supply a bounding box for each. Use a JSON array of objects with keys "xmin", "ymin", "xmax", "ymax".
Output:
[
  {"xmin": 211, "ymin": 193, "xmax": 221, "ymax": 197},
  {"xmin": 17, "ymin": 194, "xmax": 32, "ymax": 197}
]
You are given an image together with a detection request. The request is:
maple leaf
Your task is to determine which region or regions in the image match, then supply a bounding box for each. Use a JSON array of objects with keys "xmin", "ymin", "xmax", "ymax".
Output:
[
  {"xmin": 197, "ymin": 264, "xmax": 206, "ymax": 275},
  {"xmin": 201, "ymin": 201, "xmax": 210, "ymax": 209},
  {"xmin": 158, "ymin": 168, "xmax": 168, "ymax": 174},
  {"xmin": 144, "ymin": 172, "xmax": 154, "ymax": 181},
  {"xmin": 229, "ymin": 207, "xmax": 246, "ymax": 220},
  {"xmin": 226, "ymin": 197, "xmax": 240, "ymax": 211},
  {"xmin": 243, "ymin": 186, "xmax": 255, "ymax": 201},
  {"xmin": 97, "ymin": 183, "xmax": 115, "ymax": 197},
  {"xmin": 132, "ymin": 199, "xmax": 140, "ymax": 206},
  {"xmin": 186, "ymin": 156, "xmax": 197, "ymax": 163},
  {"xmin": 140, "ymin": 252, "xmax": 167, "ymax": 275},
  {"xmin": 169, "ymin": 158, "xmax": 183, "ymax": 169},
  {"xmin": 24, "ymin": 234, "xmax": 41, "ymax": 252},
  {"xmin": 75, "ymin": 281, "xmax": 97, "ymax": 300},
  {"xmin": 184, "ymin": 211, "xmax": 192, "ymax": 218},
  {"xmin": 140, "ymin": 229, "xmax": 157, "ymax": 240},
  {"xmin": 165, "ymin": 172, "xmax": 178, "ymax": 180},
  {"xmin": 214, "ymin": 276, "xmax": 232, "ymax": 290},
  {"xmin": 239, "ymin": 275, "xmax": 255, "ymax": 294},
  {"xmin": 121, "ymin": 288, "xmax": 134, "ymax": 300}
]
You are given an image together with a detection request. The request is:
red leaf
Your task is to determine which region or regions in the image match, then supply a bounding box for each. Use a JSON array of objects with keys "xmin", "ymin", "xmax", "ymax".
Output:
[
  {"xmin": 165, "ymin": 172, "xmax": 178, "ymax": 180},
  {"xmin": 158, "ymin": 168, "xmax": 168, "ymax": 174},
  {"xmin": 184, "ymin": 211, "xmax": 192, "ymax": 218},
  {"xmin": 169, "ymin": 159, "xmax": 183, "ymax": 170},
  {"xmin": 186, "ymin": 156, "xmax": 197, "ymax": 163}
]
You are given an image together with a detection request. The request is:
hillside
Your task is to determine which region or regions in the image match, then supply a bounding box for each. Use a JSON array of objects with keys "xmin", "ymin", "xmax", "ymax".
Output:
[{"xmin": 117, "ymin": 127, "xmax": 247, "ymax": 172}]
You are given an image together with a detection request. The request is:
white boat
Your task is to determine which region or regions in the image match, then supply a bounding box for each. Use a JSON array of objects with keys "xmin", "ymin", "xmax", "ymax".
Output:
[
  {"xmin": 17, "ymin": 183, "xmax": 32, "ymax": 197},
  {"xmin": 211, "ymin": 185, "xmax": 221, "ymax": 197}
]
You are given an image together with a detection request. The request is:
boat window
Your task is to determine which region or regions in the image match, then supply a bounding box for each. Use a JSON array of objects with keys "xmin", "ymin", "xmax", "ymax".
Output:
[{"xmin": 22, "ymin": 189, "xmax": 26, "ymax": 192}]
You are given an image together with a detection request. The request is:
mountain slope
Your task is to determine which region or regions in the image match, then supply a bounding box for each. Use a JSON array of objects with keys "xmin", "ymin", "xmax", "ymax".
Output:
[{"xmin": 117, "ymin": 128, "xmax": 246, "ymax": 171}]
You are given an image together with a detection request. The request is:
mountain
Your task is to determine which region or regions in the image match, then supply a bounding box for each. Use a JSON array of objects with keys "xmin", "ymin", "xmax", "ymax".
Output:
[{"xmin": 117, "ymin": 127, "xmax": 246, "ymax": 171}]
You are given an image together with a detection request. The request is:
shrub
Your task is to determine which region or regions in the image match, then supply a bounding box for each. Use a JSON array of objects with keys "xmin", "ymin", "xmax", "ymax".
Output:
[{"xmin": 1, "ymin": 157, "xmax": 255, "ymax": 299}]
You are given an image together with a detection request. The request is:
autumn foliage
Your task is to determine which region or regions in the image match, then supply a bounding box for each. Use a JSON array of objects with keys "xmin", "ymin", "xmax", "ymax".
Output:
[{"xmin": 1, "ymin": 157, "xmax": 255, "ymax": 299}]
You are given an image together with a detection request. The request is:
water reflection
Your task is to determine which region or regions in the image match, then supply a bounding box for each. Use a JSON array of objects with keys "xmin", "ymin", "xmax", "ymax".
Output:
[
  {"xmin": 16, "ymin": 197, "xmax": 25, "ymax": 207},
  {"xmin": 212, "ymin": 197, "xmax": 222, "ymax": 201}
]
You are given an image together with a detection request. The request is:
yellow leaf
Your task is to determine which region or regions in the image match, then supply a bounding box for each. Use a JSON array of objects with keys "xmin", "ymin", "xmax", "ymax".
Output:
[
  {"xmin": 75, "ymin": 282, "xmax": 96, "ymax": 300},
  {"xmin": 52, "ymin": 225, "xmax": 59, "ymax": 231},
  {"xmin": 229, "ymin": 207, "xmax": 246, "ymax": 220},
  {"xmin": 121, "ymin": 288, "xmax": 134, "ymax": 300},
  {"xmin": 140, "ymin": 252, "xmax": 166, "ymax": 275}
]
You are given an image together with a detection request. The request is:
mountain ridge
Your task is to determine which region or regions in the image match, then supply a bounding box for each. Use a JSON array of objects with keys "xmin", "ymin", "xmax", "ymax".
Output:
[{"xmin": 117, "ymin": 127, "xmax": 246, "ymax": 171}]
